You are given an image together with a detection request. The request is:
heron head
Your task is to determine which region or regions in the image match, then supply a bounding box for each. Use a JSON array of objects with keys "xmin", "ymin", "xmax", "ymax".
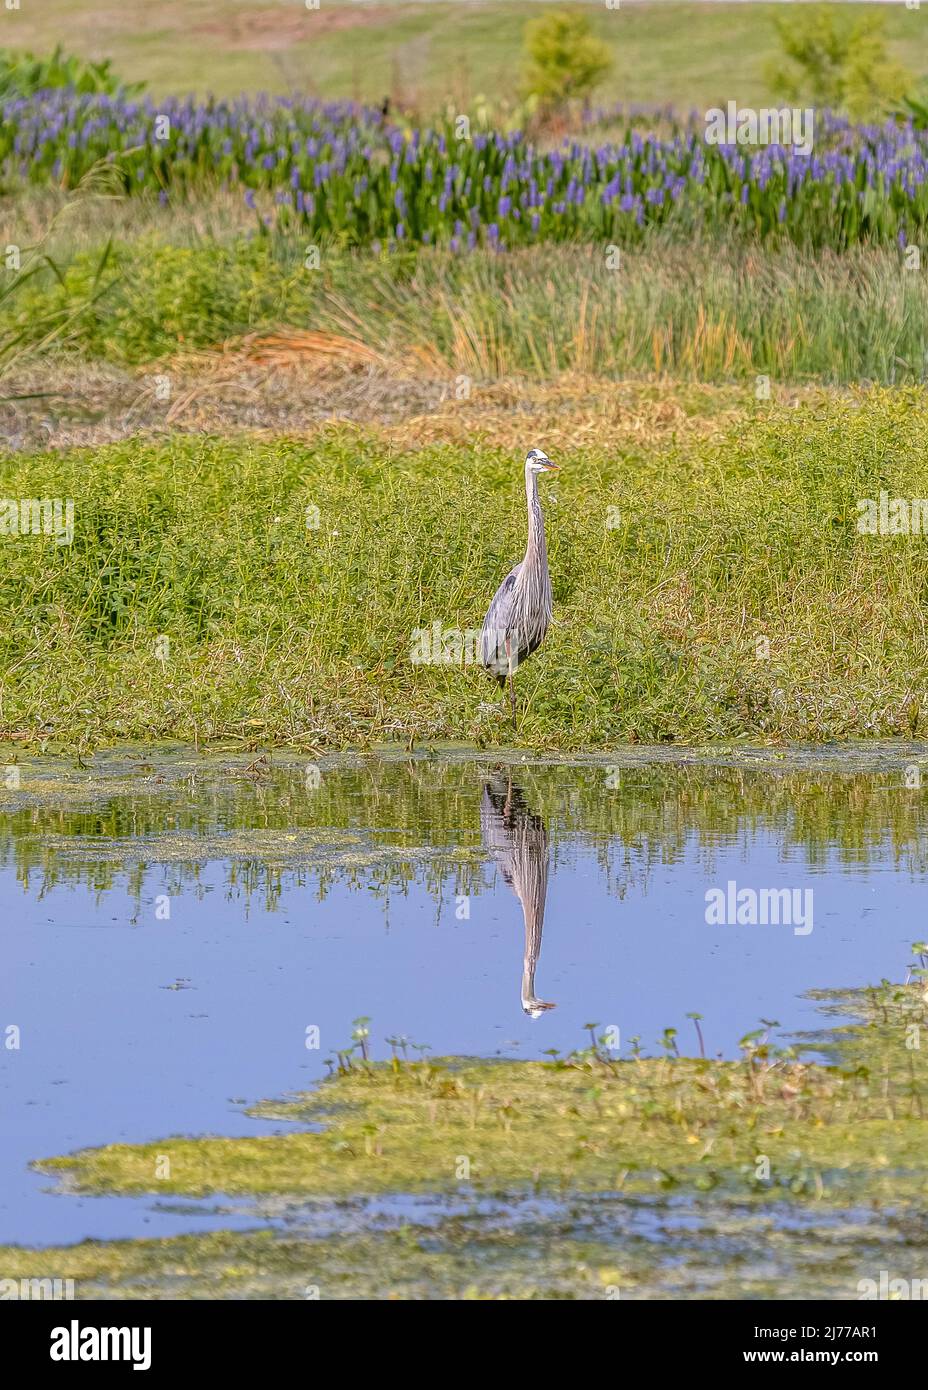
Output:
[
  {"xmin": 522, "ymin": 998, "xmax": 557, "ymax": 1019},
  {"xmin": 525, "ymin": 448, "xmax": 559, "ymax": 474}
]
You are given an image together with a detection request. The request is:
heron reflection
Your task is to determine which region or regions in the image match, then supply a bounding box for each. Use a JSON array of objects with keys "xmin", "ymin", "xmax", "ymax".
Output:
[{"xmin": 480, "ymin": 773, "xmax": 556, "ymax": 1018}]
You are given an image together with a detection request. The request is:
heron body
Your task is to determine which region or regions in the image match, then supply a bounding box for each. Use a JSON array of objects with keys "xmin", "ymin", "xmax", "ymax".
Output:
[{"xmin": 480, "ymin": 448, "xmax": 558, "ymax": 725}]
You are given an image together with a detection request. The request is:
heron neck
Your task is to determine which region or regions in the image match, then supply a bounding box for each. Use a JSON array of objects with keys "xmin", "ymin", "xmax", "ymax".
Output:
[{"xmin": 524, "ymin": 470, "xmax": 547, "ymax": 567}]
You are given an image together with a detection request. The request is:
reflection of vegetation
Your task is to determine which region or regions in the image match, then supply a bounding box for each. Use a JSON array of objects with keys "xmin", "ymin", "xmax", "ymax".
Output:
[
  {"xmin": 39, "ymin": 978, "xmax": 928, "ymax": 1207},
  {"xmin": 3, "ymin": 753, "xmax": 928, "ymax": 908}
]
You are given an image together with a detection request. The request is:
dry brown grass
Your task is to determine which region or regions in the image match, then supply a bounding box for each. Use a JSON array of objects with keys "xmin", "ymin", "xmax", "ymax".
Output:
[{"xmin": 0, "ymin": 354, "xmax": 833, "ymax": 454}]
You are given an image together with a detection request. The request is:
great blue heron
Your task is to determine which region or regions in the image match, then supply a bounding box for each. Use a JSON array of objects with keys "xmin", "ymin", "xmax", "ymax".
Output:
[
  {"xmin": 480, "ymin": 447, "xmax": 559, "ymax": 729},
  {"xmin": 480, "ymin": 772, "xmax": 556, "ymax": 1017}
]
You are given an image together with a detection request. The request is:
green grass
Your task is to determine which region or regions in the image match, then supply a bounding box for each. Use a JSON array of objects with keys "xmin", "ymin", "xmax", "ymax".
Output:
[
  {"xmin": 7, "ymin": 1, "xmax": 926, "ymax": 110},
  {"xmin": 3, "ymin": 232, "xmax": 927, "ymax": 384},
  {"xmin": 2, "ymin": 390, "xmax": 928, "ymax": 749}
]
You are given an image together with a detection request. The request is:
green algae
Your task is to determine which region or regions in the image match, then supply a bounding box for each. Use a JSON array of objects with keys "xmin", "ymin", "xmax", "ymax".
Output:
[
  {"xmin": 4, "ymin": 1200, "xmax": 926, "ymax": 1300},
  {"xmin": 37, "ymin": 981, "xmax": 928, "ymax": 1207},
  {"xmin": 9, "ymin": 979, "xmax": 928, "ymax": 1300}
]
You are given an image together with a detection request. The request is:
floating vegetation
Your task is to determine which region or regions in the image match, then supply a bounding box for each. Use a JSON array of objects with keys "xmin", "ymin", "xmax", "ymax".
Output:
[
  {"xmin": 8, "ymin": 972, "xmax": 925, "ymax": 1298},
  {"xmin": 38, "ymin": 977, "xmax": 928, "ymax": 1206}
]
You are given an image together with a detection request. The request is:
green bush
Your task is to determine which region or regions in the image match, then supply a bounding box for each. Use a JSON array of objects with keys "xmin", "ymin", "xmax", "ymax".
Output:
[
  {"xmin": 767, "ymin": 5, "xmax": 911, "ymax": 120},
  {"xmin": 520, "ymin": 9, "xmax": 612, "ymax": 109}
]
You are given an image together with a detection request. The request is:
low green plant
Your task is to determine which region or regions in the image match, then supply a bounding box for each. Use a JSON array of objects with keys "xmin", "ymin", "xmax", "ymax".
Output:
[{"xmin": 0, "ymin": 43, "xmax": 142, "ymax": 98}]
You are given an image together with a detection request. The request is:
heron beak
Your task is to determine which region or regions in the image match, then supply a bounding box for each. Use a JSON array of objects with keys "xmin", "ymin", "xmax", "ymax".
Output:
[{"xmin": 543, "ymin": 461, "xmax": 560, "ymax": 472}]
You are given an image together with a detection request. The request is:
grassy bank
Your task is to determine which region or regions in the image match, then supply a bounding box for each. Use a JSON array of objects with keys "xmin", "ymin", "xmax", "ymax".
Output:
[
  {"xmin": 3, "ymin": 234, "xmax": 927, "ymax": 385},
  {"xmin": 1, "ymin": 389, "xmax": 928, "ymax": 749}
]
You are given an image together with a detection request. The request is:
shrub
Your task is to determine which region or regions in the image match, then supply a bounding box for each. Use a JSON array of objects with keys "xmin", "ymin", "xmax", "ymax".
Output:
[
  {"xmin": 767, "ymin": 5, "xmax": 910, "ymax": 120},
  {"xmin": 520, "ymin": 10, "xmax": 612, "ymax": 110}
]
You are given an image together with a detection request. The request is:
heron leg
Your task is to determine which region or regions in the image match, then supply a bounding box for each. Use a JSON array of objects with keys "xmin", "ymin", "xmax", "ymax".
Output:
[{"xmin": 505, "ymin": 637, "xmax": 517, "ymax": 733}]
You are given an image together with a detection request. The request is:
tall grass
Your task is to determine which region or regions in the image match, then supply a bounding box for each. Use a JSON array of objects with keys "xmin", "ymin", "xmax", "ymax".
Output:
[
  {"xmin": 1, "ymin": 390, "xmax": 927, "ymax": 749},
  {"xmin": 3, "ymin": 230, "xmax": 927, "ymax": 385}
]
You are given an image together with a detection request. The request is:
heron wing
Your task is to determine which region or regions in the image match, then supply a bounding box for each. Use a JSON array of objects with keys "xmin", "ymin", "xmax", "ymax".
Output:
[{"xmin": 480, "ymin": 564, "xmax": 520, "ymax": 675}]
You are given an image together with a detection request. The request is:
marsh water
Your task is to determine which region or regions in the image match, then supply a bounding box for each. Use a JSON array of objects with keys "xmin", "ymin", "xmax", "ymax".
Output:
[{"xmin": 2, "ymin": 744, "xmax": 927, "ymax": 1249}]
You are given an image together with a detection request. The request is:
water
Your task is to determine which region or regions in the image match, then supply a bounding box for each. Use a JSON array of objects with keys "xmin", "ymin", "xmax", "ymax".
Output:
[{"xmin": 2, "ymin": 746, "xmax": 926, "ymax": 1248}]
